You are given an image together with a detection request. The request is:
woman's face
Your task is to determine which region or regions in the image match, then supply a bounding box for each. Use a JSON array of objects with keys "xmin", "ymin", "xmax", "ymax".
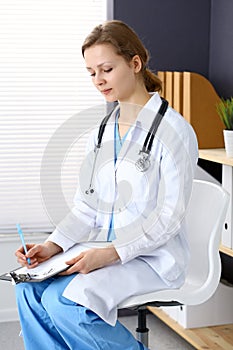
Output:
[{"xmin": 84, "ymin": 43, "xmax": 141, "ymax": 103}]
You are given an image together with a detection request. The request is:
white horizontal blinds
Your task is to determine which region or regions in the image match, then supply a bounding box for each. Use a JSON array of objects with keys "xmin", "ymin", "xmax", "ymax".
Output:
[{"xmin": 0, "ymin": 0, "xmax": 107, "ymax": 234}]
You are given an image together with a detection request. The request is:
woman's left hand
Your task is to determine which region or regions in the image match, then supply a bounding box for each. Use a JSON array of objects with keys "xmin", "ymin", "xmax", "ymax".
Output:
[{"xmin": 60, "ymin": 246, "xmax": 120, "ymax": 275}]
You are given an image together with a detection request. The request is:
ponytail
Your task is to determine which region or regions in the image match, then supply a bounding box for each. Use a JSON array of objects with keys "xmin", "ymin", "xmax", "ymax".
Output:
[{"xmin": 142, "ymin": 68, "xmax": 162, "ymax": 93}]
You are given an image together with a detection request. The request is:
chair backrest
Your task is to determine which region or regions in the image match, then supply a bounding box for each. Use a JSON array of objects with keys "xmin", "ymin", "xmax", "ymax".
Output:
[
  {"xmin": 118, "ymin": 179, "xmax": 229, "ymax": 309},
  {"xmin": 183, "ymin": 179, "xmax": 229, "ymax": 303}
]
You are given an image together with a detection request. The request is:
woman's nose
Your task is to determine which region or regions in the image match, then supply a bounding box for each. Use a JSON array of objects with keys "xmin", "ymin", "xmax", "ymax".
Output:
[{"xmin": 94, "ymin": 72, "xmax": 105, "ymax": 86}]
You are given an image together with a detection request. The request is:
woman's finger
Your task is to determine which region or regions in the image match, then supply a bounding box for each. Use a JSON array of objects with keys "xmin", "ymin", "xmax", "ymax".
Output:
[
  {"xmin": 59, "ymin": 264, "xmax": 80, "ymax": 275},
  {"xmin": 65, "ymin": 255, "xmax": 82, "ymax": 266}
]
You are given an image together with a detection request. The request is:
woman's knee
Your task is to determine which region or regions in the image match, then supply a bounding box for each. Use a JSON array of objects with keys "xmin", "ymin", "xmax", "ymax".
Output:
[
  {"xmin": 15, "ymin": 278, "xmax": 55, "ymax": 307},
  {"xmin": 15, "ymin": 282, "xmax": 35, "ymax": 302},
  {"xmin": 41, "ymin": 276, "xmax": 76, "ymax": 317}
]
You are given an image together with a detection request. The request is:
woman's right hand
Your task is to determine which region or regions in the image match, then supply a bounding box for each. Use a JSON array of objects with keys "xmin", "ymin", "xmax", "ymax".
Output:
[{"xmin": 15, "ymin": 241, "xmax": 63, "ymax": 269}]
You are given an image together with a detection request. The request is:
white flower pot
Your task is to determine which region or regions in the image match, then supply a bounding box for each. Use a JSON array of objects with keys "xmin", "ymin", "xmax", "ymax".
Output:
[{"xmin": 223, "ymin": 129, "xmax": 233, "ymax": 157}]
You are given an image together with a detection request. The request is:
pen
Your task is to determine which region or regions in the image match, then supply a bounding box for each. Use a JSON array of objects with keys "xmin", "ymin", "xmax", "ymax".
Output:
[{"xmin": 16, "ymin": 224, "xmax": 31, "ymax": 265}]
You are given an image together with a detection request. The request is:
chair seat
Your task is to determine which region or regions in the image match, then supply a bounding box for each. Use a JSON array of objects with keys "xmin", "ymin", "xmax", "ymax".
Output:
[{"xmin": 119, "ymin": 274, "xmax": 220, "ymax": 309}]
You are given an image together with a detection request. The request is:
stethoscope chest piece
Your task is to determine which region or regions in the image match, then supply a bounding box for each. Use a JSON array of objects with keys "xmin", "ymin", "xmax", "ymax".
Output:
[{"xmin": 135, "ymin": 152, "xmax": 151, "ymax": 172}]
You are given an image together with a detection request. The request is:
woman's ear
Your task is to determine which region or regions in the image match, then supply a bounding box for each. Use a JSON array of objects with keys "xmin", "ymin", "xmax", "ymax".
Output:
[{"xmin": 131, "ymin": 55, "xmax": 142, "ymax": 73}]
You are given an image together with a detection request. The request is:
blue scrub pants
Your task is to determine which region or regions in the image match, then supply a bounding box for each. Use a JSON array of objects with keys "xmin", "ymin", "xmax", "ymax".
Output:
[{"xmin": 15, "ymin": 274, "xmax": 148, "ymax": 350}]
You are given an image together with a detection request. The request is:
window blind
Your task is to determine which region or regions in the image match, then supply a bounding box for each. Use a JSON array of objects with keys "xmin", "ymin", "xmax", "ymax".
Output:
[{"xmin": 0, "ymin": 0, "xmax": 107, "ymax": 234}]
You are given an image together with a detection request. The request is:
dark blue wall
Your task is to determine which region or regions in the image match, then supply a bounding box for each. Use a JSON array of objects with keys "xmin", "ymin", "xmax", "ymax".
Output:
[
  {"xmin": 113, "ymin": 0, "xmax": 233, "ymax": 98},
  {"xmin": 209, "ymin": 0, "xmax": 233, "ymax": 98}
]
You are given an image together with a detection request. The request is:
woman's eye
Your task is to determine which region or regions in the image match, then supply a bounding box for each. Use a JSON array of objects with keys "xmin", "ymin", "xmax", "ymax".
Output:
[
  {"xmin": 104, "ymin": 68, "xmax": 112, "ymax": 73},
  {"xmin": 89, "ymin": 68, "xmax": 112, "ymax": 77}
]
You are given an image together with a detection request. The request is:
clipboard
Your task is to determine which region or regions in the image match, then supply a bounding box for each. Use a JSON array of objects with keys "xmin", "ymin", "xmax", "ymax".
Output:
[
  {"xmin": 0, "ymin": 263, "xmax": 70, "ymax": 284},
  {"xmin": 0, "ymin": 242, "xmax": 110, "ymax": 284}
]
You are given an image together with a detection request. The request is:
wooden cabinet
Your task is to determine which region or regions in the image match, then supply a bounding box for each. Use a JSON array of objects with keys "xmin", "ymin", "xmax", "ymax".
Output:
[{"xmin": 157, "ymin": 71, "xmax": 224, "ymax": 149}]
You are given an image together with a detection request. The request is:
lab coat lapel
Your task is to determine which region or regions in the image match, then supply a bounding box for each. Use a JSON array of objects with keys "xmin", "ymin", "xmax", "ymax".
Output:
[
  {"xmin": 100, "ymin": 107, "xmax": 131, "ymax": 172},
  {"xmin": 100, "ymin": 115, "xmax": 116, "ymax": 178}
]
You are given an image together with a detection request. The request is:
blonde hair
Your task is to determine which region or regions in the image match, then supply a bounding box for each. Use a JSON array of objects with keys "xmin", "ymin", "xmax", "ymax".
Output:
[{"xmin": 82, "ymin": 20, "xmax": 162, "ymax": 92}]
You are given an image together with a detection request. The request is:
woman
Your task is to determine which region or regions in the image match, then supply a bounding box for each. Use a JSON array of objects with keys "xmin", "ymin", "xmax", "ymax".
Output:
[{"xmin": 15, "ymin": 20, "xmax": 198, "ymax": 349}]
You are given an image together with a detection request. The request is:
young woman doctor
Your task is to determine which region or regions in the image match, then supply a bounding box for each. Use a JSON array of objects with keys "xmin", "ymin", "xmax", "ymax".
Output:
[{"xmin": 15, "ymin": 20, "xmax": 198, "ymax": 350}]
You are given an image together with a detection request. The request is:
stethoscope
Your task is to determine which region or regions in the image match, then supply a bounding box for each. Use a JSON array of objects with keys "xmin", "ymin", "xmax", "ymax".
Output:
[{"xmin": 85, "ymin": 98, "xmax": 168, "ymax": 194}]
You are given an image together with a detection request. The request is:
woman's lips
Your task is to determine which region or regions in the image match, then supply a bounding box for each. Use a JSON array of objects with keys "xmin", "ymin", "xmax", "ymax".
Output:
[{"xmin": 102, "ymin": 88, "xmax": 112, "ymax": 95}]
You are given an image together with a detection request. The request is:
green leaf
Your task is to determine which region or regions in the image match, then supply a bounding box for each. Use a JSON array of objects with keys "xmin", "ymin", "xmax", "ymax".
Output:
[{"xmin": 216, "ymin": 97, "xmax": 233, "ymax": 130}]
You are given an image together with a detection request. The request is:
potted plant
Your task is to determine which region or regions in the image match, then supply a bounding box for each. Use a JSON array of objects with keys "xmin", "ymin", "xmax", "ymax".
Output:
[{"xmin": 216, "ymin": 97, "xmax": 233, "ymax": 157}]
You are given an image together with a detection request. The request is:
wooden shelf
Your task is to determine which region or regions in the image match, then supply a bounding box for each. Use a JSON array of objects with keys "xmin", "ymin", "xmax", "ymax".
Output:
[
  {"xmin": 199, "ymin": 148, "xmax": 233, "ymax": 167},
  {"xmin": 148, "ymin": 306, "xmax": 233, "ymax": 350},
  {"xmin": 220, "ymin": 244, "xmax": 233, "ymax": 258}
]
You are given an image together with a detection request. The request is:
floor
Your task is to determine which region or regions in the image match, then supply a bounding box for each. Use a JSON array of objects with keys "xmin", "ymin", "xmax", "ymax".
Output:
[{"xmin": 0, "ymin": 312, "xmax": 195, "ymax": 349}]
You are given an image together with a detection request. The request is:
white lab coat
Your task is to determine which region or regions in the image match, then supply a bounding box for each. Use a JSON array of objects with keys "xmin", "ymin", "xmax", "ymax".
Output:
[{"xmin": 47, "ymin": 92, "xmax": 198, "ymax": 325}]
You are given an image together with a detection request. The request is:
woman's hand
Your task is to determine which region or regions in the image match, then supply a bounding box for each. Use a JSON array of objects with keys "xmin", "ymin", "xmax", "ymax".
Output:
[
  {"xmin": 60, "ymin": 246, "xmax": 120, "ymax": 275},
  {"xmin": 15, "ymin": 241, "xmax": 63, "ymax": 269}
]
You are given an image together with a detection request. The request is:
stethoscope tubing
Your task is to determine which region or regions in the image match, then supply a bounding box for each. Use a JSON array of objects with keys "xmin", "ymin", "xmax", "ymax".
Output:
[{"xmin": 86, "ymin": 98, "xmax": 168, "ymax": 193}]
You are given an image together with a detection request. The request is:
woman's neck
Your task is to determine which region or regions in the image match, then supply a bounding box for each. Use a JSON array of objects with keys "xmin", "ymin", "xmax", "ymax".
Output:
[
  {"xmin": 117, "ymin": 92, "xmax": 151, "ymax": 138},
  {"xmin": 118, "ymin": 90, "xmax": 151, "ymax": 124}
]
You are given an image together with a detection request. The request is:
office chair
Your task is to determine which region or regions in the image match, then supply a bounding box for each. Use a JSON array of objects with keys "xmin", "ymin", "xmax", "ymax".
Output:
[{"xmin": 118, "ymin": 179, "xmax": 229, "ymax": 347}]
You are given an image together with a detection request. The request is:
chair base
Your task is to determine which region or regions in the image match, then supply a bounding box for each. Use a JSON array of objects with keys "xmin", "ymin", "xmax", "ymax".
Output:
[
  {"xmin": 135, "ymin": 302, "xmax": 181, "ymax": 347},
  {"xmin": 136, "ymin": 329, "xmax": 149, "ymax": 348},
  {"xmin": 136, "ymin": 307, "xmax": 149, "ymax": 347}
]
